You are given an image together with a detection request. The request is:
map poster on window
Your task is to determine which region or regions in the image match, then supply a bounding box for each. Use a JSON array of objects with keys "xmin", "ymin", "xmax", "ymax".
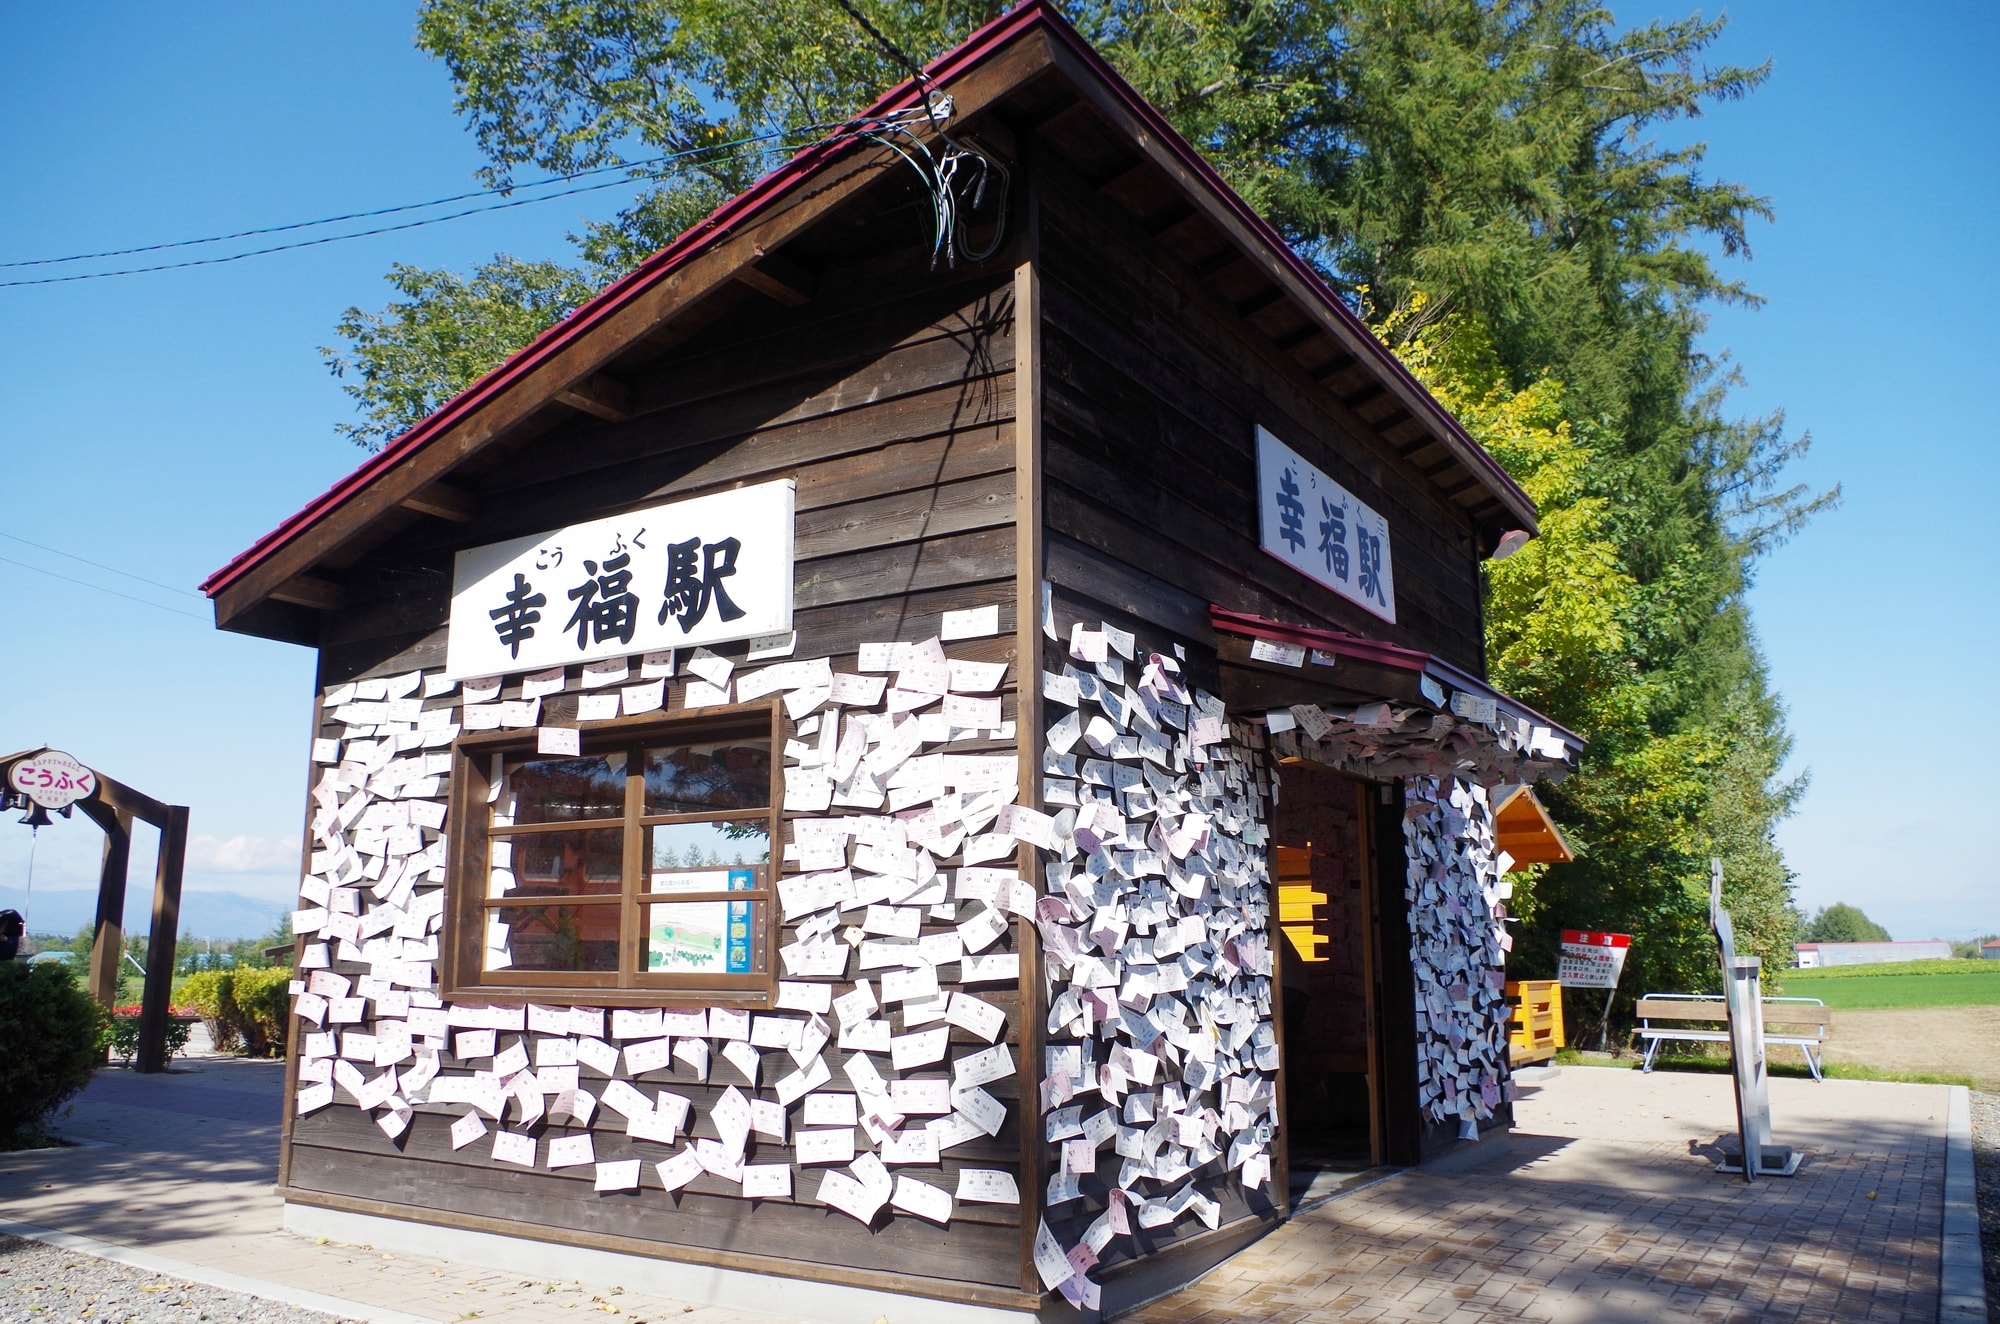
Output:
[
  {"xmin": 647, "ymin": 868, "xmax": 757, "ymax": 974},
  {"xmin": 1255, "ymin": 426, "xmax": 1396, "ymax": 623},
  {"xmin": 444, "ymin": 480, "xmax": 796, "ymax": 680}
]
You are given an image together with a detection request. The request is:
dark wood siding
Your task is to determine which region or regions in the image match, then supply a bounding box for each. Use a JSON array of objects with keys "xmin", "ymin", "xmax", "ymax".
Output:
[
  {"xmin": 1034, "ymin": 579, "xmax": 1283, "ymax": 1272},
  {"xmin": 292, "ymin": 259, "xmax": 1029, "ymax": 1290},
  {"xmin": 1033, "ymin": 161, "xmax": 1488, "ymax": 673}
]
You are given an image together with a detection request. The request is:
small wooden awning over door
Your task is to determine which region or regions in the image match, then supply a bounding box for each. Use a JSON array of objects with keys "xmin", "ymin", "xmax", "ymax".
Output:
[
  {"xmin": 1490, "ymin": 783, "xmax": 1574, "ymax": 866},
  {"xmin": 1208, "ymin": 607, "xmax": 1584, "ymax": 785}
]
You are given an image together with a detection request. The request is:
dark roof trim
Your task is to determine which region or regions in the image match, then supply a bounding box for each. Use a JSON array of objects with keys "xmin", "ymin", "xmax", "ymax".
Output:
[
  {"xmin": 1028, "ymin": 15, "xmax": 1538, "ymax": 532},
  {"xmin": 199, "ymin": 7, "xmax": 1050, "ymax": 601},
  {"xmin": 205, "ymin": 0, "xmax": 1535, "ymax": 602},
  {"xmin": 1209, "ymin": 605, "xmax": 1584, "ymax": 756}
]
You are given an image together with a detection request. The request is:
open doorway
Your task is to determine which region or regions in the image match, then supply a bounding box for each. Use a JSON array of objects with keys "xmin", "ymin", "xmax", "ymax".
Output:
[{"xmin": 1273, "ymin": 762, "xmax": 1381, "ymax": 1176}]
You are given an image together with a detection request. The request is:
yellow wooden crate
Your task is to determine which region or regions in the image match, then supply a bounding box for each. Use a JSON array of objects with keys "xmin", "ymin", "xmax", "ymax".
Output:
[{"xmin": 1505, "ymin": 979, "xmax": 1564, "ymax": 1065}]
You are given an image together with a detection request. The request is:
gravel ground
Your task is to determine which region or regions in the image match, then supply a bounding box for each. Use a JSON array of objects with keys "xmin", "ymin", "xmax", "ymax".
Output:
[
  {"xmin": 0, "ymin": 1236, "xmax": 353, "ymax": 1324},
  {"xmin": 1819, "ymin": 1006, "xmax": 2000, "ymax": 1091},
  {"xmin": 1974, "ymin": 1090, "xmax": 1999, "ymax": 1322}
]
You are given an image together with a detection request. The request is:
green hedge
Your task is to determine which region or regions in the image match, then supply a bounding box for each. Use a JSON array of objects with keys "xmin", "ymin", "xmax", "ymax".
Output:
[
  {"xmin": 175, "ymin": 967, "xmax": 293, "ymax": 1057},
  {"xmin": 0, "ymin": 960, "xmax": 107, "ymax": 1142}
]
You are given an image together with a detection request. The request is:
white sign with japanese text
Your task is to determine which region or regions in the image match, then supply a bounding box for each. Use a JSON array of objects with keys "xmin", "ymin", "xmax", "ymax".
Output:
[
  {"xmin": 1255, "ymin": 426, "xmax": 1395, "ymax": 623},
  {"xmin": 1558, "ymin": 930, "xmax": 1631, "ymax": 990},
  {"xmin": 8, "ymin": 750, "xmax": 97, "ymax": 809},
  {"xmin": 444, "ymin": 480, "xmax": 795, "ymax": 681}
]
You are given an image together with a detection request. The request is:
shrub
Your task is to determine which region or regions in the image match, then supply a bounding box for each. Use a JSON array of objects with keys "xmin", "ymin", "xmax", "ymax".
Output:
[
  {"xmin": 169, "ymin": 967, "xmax": 292, "ymax": 1056},
  {"xmin": 230, "ymin": 967, "xmax": 293, "ymax": 1056},
  {"xmin": 177, "ymin": 970, "xmax": 242, "ymax": 1052},
  {"xmin": 104, "ymin": 1005, "xmax": 199, "ymax": 1064},
  {"xmin": 0, "ymin": 960, "xmax": 107, "ymax": 1142}
]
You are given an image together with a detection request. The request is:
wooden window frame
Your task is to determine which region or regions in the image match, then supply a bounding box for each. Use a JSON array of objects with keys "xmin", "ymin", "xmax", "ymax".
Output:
[{"xmin": 440, "ymin": 700, "xmax": 782, "ymax": 1008}]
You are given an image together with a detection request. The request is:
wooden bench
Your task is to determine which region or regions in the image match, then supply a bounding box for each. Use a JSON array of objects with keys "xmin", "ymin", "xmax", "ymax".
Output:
[{"xmin": 1635, "ymin": 994, "xmax": 1831, "ymax": 1080}]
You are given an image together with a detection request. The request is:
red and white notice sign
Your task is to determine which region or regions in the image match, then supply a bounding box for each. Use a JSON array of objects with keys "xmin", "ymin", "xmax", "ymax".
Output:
[{"xmin": 1558, "ymin": 930, "xmax": 1631, "ymax": 989}]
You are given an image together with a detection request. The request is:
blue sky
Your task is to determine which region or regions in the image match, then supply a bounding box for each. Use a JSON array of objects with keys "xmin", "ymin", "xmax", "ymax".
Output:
[{"xmin": 0, "ymin": 2, "xmax": 1993, "ymax": 943}]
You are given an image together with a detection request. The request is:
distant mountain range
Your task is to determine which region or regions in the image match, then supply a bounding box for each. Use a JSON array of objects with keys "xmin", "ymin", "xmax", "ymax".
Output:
[{"xmin": 1, "ymin": 886, "xmax": 289, "ymax": 942}]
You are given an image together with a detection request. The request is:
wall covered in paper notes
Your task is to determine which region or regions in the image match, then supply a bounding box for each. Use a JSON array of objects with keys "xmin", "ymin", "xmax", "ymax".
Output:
[
  {"xmin": 1402, "ymin": 777, "xmax": 1513, "ymax": 1136},
  {"xmin": 283, "ymin": 266, "xmax": 1041, "ymax": 1293}
]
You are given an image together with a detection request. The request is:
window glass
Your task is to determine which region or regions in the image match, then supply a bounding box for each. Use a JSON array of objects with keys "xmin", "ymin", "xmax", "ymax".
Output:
[
  {"xmin": 489, "ymin": 903, "xmax": 620, "ymax": 972},
  {"xmin": 458, "ymin": 717, "xmax": 776, "ymax": 997},
  {"xmin": 507, "ymin": 829, "xmax": 623, "ymax": 898},
  {"xmin": 643, "ymin": 741, "xmax": 770, "ymax": 815},
  {"xmin": 508, "ymin": 754, "xmax": 626, "ymax": 824},
  {"xmin": 646, "ymin": 820, "xmax": 770, "ymax": 882}
]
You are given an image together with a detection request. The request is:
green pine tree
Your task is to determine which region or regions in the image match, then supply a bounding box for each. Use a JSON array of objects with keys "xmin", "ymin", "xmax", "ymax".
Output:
[{"xmin": 323, "ymin": 0, "xmax": 1833, "ymax": 1007}]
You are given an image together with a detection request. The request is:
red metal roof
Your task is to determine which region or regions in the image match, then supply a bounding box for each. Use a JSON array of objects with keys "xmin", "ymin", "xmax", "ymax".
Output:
[{"xmin": 205, "ymin": 0, "xmax": 1536, "ymax": 600}]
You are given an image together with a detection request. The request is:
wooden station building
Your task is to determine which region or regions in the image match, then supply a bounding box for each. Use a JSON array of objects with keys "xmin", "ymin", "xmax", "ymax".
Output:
[{"xmin": 205, "ymin": 6, "xmax": 1580, "ymax": 1320}]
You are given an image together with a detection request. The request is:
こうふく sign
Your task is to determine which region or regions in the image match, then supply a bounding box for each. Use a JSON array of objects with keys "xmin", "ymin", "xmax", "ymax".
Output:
[{"xmin": 8, "ymin": 750, "xmax": 97, "ymax": 810}]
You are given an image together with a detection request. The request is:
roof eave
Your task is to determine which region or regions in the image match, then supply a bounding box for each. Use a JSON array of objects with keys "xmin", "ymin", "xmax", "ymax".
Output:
[{"xmin": 204, "ymin": 0, "xmax": 1537, "ymax": 618}]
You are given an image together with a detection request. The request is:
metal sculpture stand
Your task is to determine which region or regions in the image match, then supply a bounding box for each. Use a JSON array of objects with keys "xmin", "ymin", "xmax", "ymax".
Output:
[{"xmin": 1709, "ymin": 859, "xmax": 1801, "ymax": 1177}]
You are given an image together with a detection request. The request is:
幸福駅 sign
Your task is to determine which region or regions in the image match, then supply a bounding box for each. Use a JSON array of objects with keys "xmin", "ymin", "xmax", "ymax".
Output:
[
  {"xmin": 444, "ymin": 481, "xmax": 796, "ymax": 680},
  {"xmin": 1255, "ymin": 426, "xmax": 1396, "ymax": 623},
  {"xmin": 1558, "ymin": 930, "xmax": 1631, "ymax": 989},
  {"xmin": 8, "ymin": 750, "xmax": 98, "ymax": 809}
]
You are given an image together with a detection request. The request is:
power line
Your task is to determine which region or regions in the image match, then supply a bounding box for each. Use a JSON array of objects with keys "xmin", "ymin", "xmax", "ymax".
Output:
[
  {"xmin": 0, "ymin": 530, "xmax": 206, "ymax": 599},
  {"xmin": 0, "ymin": 171, "xmax": 667, "ymax": 288},
  {"xmin": 0, "ymin": 155, "xmax": 669, "ymax": 270},
  {"xmin": 830, "ymin": 0, "xmax": 933, "ymax": 88},
  {"xmin": 0, "ymin": 555, "xmax": 209, "ymax": 621},
  {"xmin": 0, "ymin": 111, "xmax": 936, "ymax": 290}
]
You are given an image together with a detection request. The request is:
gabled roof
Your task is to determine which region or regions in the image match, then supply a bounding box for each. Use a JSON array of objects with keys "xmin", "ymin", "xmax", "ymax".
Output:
[{"xmin": 204, "ymin": 0, "xmax": 1537, "ymax": 639}]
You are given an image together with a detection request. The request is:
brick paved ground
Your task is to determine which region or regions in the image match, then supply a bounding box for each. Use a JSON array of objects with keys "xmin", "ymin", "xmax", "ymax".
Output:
[
  {"xmin": 1129, "ymin": 1069, "xmax": 1950, "ymax": 1324},
  {"xmin": 1, "ymin": 1055, "xmax": 1954, "ymax": 1323},
  {"xmin": 0, "ymin": 1053, "xmax": 779, "ymax": 1324}
]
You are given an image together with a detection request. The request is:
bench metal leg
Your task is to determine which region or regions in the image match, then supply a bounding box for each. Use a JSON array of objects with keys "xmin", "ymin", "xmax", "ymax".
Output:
[
  {"xmin": 1803, "ymin": 1044, "xmax": 1822, "ymax": 1082},
  {"xmin": 1641, "ymin": 1038, "xmax": 1660, "ymax": 1074}
]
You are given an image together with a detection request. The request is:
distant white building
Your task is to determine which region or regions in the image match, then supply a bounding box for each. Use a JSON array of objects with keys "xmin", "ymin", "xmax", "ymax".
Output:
[
  {"xmin": 1983, "ymin": 939, "xmax": 2000, "ymax": 961},
  {"xmin": 1793, "ymin": 940, "xmax": 1952, "ymax": 968}
]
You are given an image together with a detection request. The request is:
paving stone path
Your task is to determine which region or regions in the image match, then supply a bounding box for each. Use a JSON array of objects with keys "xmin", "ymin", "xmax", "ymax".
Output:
[
  {"xmin": 1130, "ymin": 1068, "xmax": 1950, "ymax": 1324},
  {"xmin": 0, "ymin": 1055, "xmax": 1961, "ymax": 1323}
]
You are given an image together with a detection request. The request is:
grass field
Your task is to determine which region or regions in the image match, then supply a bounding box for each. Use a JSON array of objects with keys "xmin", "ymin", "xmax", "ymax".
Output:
[
  {"xmin": 1777, "ymin": 960, "xmax": 2000, "ymax": 1009},
  {"xmin": 1783, "ymin": 957, "xmax": 1994, "ymax": 980},
  {"xmin": 1785, "ymin": 973, "xmax": 2000, "ymax": 1008}
]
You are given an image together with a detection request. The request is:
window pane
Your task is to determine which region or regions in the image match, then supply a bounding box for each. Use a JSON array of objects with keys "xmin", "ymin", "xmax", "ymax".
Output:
[
  {"xmin": 506, "ymin": 753, "xmax": 627, "ymax": 824},
  {"xmin": 647, "ymin": 821, "xmax": 771, "ymax": 880},
  {"xmin": 491, "ymin": 904, "xmax": 621, "ymax": 973},
  {"xmin": 643, "ymin": 741, "xmax": 771, "ymax": 815},
  {"xmin": 507, "ymin": 829, "xmax": 624, "ymax": 898},
  {"xmin": 646, "ymin": 899, "xmax": 757, "ymax": 975}
]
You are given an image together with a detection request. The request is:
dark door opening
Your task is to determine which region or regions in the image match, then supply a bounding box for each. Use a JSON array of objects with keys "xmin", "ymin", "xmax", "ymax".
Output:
[{"xmin": 1273, "ymin": 763, "xmax": 1382, "ymax": 1175}]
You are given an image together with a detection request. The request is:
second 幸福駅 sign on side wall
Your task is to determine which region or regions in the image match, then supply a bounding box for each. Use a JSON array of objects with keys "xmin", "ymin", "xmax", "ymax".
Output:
[
  {"xmin": 443, "ymin": 480, "xmax": 796, "ymax": 680},
  {"xmin": 1255, "ymin": 425, "xmax": 1396, "ymax": 623}
]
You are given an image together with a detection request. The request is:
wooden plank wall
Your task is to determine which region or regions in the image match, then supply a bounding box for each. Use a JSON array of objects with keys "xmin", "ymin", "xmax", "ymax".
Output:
[
  {"xmin": 1036, "ymin": 580, "xmax": 1284, "ymax": 1276},
  {"xmin": 291, "ymin": 259, "xmax": 1035, "ymax": 1289},
  {"xmin": 1032, "ymin": 166, "xmax": 1489, "ymax": 675},
  {"xmin": 1029, "ymin": 158, "xmax": 1476, "ymax": 1190}
]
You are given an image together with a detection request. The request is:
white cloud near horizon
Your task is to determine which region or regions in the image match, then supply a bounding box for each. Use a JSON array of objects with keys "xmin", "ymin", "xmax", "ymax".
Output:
[{"xmin": 185, "ymin": 832, "xmax": 300, "ymax": 875}]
